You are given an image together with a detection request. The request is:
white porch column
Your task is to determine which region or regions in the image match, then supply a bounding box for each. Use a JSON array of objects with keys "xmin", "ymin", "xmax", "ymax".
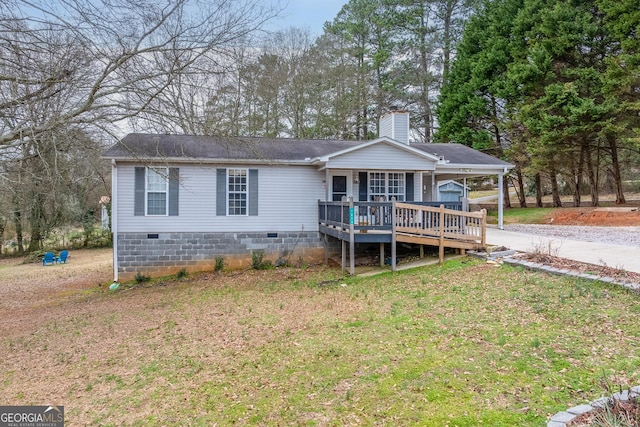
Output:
[
  {"xmin": 498, "ymin": 173, "xmax": 504, "ymax": 229},
  {"xmin": 431, "ymin": 173, "xmax": 436, "ymax": 202}
]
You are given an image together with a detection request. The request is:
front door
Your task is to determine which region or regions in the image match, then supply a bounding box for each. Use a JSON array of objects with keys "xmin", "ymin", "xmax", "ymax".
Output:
[{"xmin": 332, "ymin": 176, "xmax": 347, "ymax": 201}]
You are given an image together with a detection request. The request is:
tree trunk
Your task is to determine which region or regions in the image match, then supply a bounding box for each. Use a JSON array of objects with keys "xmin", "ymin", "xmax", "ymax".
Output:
[
  {"xmin": 607, "ymin": 134, "xmax": 626, "ymax": 205},
  {"xmin": 441, "ymin": 2, "xmax": 453, "ymax": 85},
  {"xmin": 535, "ymin": 173, "xmax": 543, "ymax": 207},
  {"xmin": 572, "ymin": 144, "xmax": 586, "ymax": 207},
  {"xmin": 419, "ymin": 28, "xmax": 432, "ymax": 143},
  {"xmin": 585, "ymin": 147, "xmax": 599, "ymax": 207},
  {"xmin": 516, "ymin": 167, "xmax": 527, "ymax": 208},
  {"xmin": 550, "ymin": 171, "xmax": 562, "ymax": 208},
  {"xmin": 502, "ymin": 177, "xmax": 511, "ymax": 209},
  {"xmin": 28, "ymin": 203, "xmax": 43, "ymax": 253},
  {"xmin": 13, "ymin": 210, "xmax": 24, "ymax": 254},
  {"xmin": 0, "ymin": 217, "xmax": 5, "ymax": 256}
]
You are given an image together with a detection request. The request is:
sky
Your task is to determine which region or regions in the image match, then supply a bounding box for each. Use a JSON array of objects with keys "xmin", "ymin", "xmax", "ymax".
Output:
[{"xmin": 271, "ymin": 0, "xmax": 346, "ymax": 36}]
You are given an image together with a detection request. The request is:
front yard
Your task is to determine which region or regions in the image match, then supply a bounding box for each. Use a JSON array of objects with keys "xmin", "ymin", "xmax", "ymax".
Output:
[{"xmin": 0, "ymin": 251, "xmax": 639, "ymax": 425}]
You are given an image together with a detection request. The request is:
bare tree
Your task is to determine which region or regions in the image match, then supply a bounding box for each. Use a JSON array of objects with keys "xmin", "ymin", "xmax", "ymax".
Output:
[
  {"xmin": 0, "ymin": 0, "xmax": 281, "ymax": 147},
  {"xmin": 0, "ymin": 0, "xmax": 280, "ymax": 251}
]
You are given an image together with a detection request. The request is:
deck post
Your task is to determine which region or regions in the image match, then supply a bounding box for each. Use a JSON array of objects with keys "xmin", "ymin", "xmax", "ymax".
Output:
[
  {"xmin": 481, "ymin": 209, "xmax": 487, "ymax": 247},
  {"xmin": 349, "ymin": 196, "xmax": 355, "ymax": 275},
  {"xmin": 391, "ymin": 198, "xmax": 397, "ymax": 272},
  {"xmin": 321, "ymin": 200, "xmax": 328, "ymax": 265},
  {"xmin": 380, "ymin": 243, "xmax": 385, "ymax": 267},
  {"xmin": 420, "ymin": 244, "xmax": 424, "ymax": 259},
  {"xmin": 341, "ymin": 240, "xmax": 346, "ymax": 272},
  {"xmin": 323, "ymin": 233, "xmax": 328, "ymax": 265},
  {"xmin": 438, "ymin": 204, "xmax": 445, "ymax": 263}
]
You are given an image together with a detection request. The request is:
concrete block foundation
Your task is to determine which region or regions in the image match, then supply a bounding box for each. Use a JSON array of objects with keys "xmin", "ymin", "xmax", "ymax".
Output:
[{"xmin": 116, "ymin": 231, "xmax": 339, "ymax": 281}]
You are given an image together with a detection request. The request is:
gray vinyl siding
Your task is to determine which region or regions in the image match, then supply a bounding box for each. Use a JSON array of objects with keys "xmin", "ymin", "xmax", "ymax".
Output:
[
  {"xmin": 379, "ymin": 118, "xmax": 393, "ymax": 142},
  {"xmin": 391, "ymin": 117, "xmax": 409, "ymax": 145},
  {"xmin": 327, "ymin": 143, "xmax": 436, "ymax": 171},
  {"xmin": 116, "ymin": 164, "xmax": 324, "ymax": 233},
  {"xmin": 379, "ymin": 112, "xmax": 409, "ymax": 144}
]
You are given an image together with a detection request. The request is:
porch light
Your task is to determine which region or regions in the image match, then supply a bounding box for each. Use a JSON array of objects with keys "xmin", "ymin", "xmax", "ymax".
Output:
[{"xmin": 353, "ymin": 174, "xmax": 359, "ymax": 184}]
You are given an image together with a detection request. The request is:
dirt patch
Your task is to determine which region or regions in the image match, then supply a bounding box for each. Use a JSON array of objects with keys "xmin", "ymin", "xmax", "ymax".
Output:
[
  {"xmin": 0, "ymin": 248, "xmax": 113, "ymax": 335},
  {"xmin": 545, "ymin": 207, "xmax": 640, "ymax": 226}
]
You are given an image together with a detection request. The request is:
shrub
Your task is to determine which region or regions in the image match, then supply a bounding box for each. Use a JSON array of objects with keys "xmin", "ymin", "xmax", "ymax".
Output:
[
  {"xmin": 176, "ymin": 268, "xmax": 188, "ymax": 279},
  {"xmin": 251, "ymin": 251, "xmax": 273, "ymax": 270},
  {"xmin": 134, "ymin": 272, "xmax": 151, "ymax": 284},
  {"xmin": 214, "ymin": 256, "xmax": 225, "ymax": 272}
]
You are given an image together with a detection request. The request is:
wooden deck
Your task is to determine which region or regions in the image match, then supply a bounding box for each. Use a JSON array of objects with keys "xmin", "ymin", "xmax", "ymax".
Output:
[{"xmin": 319, "ymin": 199, "xmax": 486, "ymax": 274}]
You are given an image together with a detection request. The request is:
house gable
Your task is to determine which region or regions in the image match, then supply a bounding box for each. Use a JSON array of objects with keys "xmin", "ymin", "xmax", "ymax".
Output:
[{"xmin": 319, "ymin": 138, "xmax": 438, "ymax": 171}]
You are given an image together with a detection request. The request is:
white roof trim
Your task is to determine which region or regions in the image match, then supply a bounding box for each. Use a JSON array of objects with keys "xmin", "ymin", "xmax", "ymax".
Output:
[
  {"xmin": 435, "ymin": 163, "xmax": 515, "ymax": 172},
  {"xmin": 314, "ymin": 137, "xmax": 441, "ymax": 163},
  {"xmin": 112, "ymin": 157, "xmax": 313, "ymax": 166},
  {"xmin": 438, "ymin": 179, "xmax": 470, "ymax": 189}
]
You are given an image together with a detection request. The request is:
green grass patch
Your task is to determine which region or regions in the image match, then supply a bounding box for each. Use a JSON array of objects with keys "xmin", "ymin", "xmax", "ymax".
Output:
[
  {"xmin": 487, "ymin": 207, "xmax": 558, "ymax": 224},
  {"xmin": 1, "ymin": 261, "xmax": 639, "ymax": 425},
  {"xmin": 469, "ymin": 190, "xmax": 499, "ymax": 199}
]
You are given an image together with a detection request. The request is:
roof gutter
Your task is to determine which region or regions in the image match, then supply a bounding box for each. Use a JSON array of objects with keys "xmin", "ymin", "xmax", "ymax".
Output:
[{"xmin": 102, "ymin": 156, "xmax": 315, "ymax": 166}]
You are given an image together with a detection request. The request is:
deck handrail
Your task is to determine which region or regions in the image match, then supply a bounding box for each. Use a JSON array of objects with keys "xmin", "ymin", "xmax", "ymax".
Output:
[
  {"xmin": 318, "ymin": 200, "xmax": 464, "ymax": 232},
  {"xmin": 318, "ymin": 199, "xmax": 486, "ymax": 274},
  {"xmin": 393, "ymin": 201, "xmax": 486, "ymax": 247}
]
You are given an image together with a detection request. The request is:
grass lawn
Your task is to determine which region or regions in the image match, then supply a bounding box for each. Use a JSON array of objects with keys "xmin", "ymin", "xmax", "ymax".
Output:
[
  {"xmin": 1, "ymin": 259, "xmax": 639, "ymax": 425},
  {"xmin": 486, "ymin": 207, "xmax": 557, "ymax": 224}
]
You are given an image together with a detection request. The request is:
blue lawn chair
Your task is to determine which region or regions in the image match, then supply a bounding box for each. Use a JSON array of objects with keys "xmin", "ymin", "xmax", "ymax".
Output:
[
  {"xmin": 42, "ymin": 252, "xmax": 56, "ymax": 266},
  {"xmin": 58, "ymin": 250, "xmax": 69, "ymax": 264}
]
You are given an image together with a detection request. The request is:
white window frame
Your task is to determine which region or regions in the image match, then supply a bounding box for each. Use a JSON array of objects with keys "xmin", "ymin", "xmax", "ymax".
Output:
[
  {"xmin": 227, "ymin": 168, "xmax": 248, "ymax": 216},
  {"xmin": 146, "ymin": 167, "xmax": 168, "ymax": 216},
  {"xmin": 368, "ymin": 171, "xmax": 405, "ymax": 202}
]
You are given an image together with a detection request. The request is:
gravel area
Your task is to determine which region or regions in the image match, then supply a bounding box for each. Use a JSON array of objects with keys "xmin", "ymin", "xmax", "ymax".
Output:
[{"xmin": 504, "ymin": 224, "xmax": 640, "ymax": 249}]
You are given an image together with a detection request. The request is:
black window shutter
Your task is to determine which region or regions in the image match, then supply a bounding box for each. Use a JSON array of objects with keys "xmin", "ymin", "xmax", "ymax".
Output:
[
  {"xmin": 168, "ymin": 168, "xmax": 179, "ymax": 216},
  {"xmin": 406, "ymin": 173, "xmax": 414, "ymax": 202},
  {"xmin": 249, "ymin": 169, "xmax": 258, "ymax": 216},
  {"xmin": 358, "ymin": 172, "xmax": 368, "ymax": 201},
  {"xmin": 134, "ymin": 167, "xmax": 145, "ymax": 216},
  {"xmin": 216, "ymin": 168, "xmax": 226, "ymax": 216}
]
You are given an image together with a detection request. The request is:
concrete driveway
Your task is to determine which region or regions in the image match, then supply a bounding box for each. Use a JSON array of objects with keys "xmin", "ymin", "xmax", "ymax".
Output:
[{"xmin": 486, "ymin": 226, "xmax": 640, "ymax": 274}]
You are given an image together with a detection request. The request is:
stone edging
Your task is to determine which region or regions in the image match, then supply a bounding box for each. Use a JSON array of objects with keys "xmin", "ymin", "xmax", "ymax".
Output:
[
  {"xmin": 546, "ymin": 386, "xmax": 640, "ymax": 426},
  {"xmin": 501, "ymin": 256, "xmax": 640, "ymax": 292}
]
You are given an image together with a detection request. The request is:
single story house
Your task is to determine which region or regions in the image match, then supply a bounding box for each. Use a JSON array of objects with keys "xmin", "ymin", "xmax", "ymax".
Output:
[{"xmin": 104, "ymin": 111, "xmax": 513, "ymax": 281}]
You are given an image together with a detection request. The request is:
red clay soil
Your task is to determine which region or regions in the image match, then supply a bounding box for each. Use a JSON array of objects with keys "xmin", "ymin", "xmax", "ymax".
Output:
[{"xmin": 545, "ymin": 207, "xmax": 640, "ymax": 226}]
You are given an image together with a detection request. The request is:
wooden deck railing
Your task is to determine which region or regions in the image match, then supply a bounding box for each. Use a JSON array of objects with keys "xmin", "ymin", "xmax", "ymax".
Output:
[
  {"xmin": 319, "ymin": 198, "xmax": 486, "ymax": 274},
  {"xmin": 393, "ymin": 202, "xmax": 486, "ymax": 246},
  {"xmin": 318, "ymin": 199, "xmax": 463, "ymax": 232}
]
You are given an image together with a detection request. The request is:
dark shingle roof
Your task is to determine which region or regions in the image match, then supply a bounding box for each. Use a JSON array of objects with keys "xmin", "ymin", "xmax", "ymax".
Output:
[
  {"xmin": 411, "ymin": 143, "xmax": 511, "ymax": 166},
  {"xmin": 104, "ymin": 134, "xmax": 359, "ymax": 162},
  {"xmin": 104, "ymin": 133, "xmax": 511, "ymax": 167}
]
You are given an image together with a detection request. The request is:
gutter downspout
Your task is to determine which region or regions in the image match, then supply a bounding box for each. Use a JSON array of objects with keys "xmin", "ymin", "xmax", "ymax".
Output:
[{"xmin": 111, "ymin": 159, "xmax": 119, "ymax": 283}]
